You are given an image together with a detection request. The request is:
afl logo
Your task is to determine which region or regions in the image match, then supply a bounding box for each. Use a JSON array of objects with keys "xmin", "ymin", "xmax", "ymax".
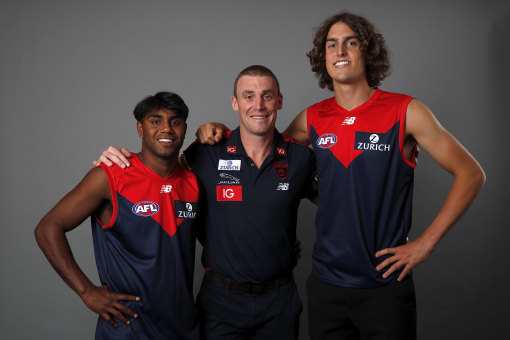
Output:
[
  {"xmin": 316, "ymin": 133, "xmax": 338, "ymax": 149},
  {"xmin": 132, "ymin": 201, "xmax": 159, "ymax": 216}
]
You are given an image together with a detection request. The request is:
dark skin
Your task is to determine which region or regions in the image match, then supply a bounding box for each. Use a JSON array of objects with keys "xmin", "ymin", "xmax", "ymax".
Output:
[
  {"xmin": 34, "ymin": 167, "xmax": 140, "ymax": 328},
  {"xmin": 35, "ymin": 109, "xmax": 186, "ymax": 327}
]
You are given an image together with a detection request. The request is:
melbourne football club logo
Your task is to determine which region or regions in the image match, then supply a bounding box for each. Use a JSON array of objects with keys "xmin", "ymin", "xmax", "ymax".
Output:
[
  {"xmin": 273, "ymin": 161, "xmax": 289, "ymax": 180},
  {"xmin": 316, "ymin": 133, "xmax": 338, "ymax": 149},
  {"xmin": 132, "ymin": 201, "xmax": 159, "ymax": 216}
]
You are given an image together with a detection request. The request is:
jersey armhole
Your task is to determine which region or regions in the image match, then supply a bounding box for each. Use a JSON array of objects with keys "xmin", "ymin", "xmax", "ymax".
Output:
[
  {"xmin": 399, "ymin": 97, "xmax": 416, "ymax": 168},
  {"xmin": 96, "ymin": 164, "xmax": 118, "ymax": 228},
  {"xmin": 306, "ymin": 108, "xmax": 311, "ymax": 144}
]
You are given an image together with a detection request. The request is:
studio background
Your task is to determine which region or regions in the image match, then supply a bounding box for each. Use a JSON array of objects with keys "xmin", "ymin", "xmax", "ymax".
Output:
[{"xmin": 1, "ymin": 1, "xmax": 508, "ymax": 339}]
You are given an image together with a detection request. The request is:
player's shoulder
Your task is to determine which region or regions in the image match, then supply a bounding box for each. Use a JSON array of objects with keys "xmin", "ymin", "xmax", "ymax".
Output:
[
  {"xmin": 308, "ymin": 96, "xmax": 336, "ymax": 111},
  {"xmin": 281, "ymin": 133, "xmax": 314, "ymax": 158},
  {"xmin": 376, "ymin": 89, "xmax": 414, "ymax": 105}
]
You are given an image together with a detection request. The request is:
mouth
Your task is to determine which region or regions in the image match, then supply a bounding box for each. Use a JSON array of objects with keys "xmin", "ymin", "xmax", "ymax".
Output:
[
  {"xmin": 251, "ymin": 115, "xmax": 269, "ymax": 120},
  {"xmin": 250, "ymin": 112, "xmax": 271, "ymax": 120},
  {"xmin": 157, "ymin": 138, "xmax": 176, "ymax": 145},
  {"xmin": 334, "ymin": 60, "xmax": 350, "ymax": 67}
]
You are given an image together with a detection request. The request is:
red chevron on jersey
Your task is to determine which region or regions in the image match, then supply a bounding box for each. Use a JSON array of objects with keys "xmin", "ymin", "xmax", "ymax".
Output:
[
  {"xmin": 308, "ymin": 89, "xmax": 411, "ymax": 168},
  {"xmin": 101, "ymin": 154, "xmax": 200, "ymax": 237}
]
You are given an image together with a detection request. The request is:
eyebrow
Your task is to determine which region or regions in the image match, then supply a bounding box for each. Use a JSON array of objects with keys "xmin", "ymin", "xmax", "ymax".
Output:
[{"xmin": 326, "ymin": 35, "xmax": 359, "ymax": 43}]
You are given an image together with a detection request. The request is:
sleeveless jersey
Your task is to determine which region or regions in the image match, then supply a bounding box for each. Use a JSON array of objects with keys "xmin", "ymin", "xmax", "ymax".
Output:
[
  {"xmin": 92, "ymin": 154, "xmax": 199, "ymax": 339},
  {"xmin": 308, "ymin": 89, "xmax": 415, "ymax": 288}
]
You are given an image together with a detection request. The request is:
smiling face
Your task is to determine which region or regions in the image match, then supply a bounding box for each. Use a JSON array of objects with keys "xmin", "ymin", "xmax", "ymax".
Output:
[
  {"xmin": 232, "ymin": 75, "xmax": 282, "ymax": 139},
  {"xmin": 325, "ymin": 21, "xmax": 367, "ymax": 88},
  {"xmin": 137, "ymin": 109, "xmax": 187, "ymax": 161}
]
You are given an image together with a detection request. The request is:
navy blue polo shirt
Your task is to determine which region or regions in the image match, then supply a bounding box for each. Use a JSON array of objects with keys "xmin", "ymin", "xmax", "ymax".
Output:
[{"xmin": 184, "ymin": 127, "xmax": 316, "ymax": 283}]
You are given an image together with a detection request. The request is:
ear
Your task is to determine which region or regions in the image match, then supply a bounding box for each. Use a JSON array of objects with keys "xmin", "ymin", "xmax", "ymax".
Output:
[
  {"xmin": 231, "ymin": 95, "xmax": 239, "ymax": 112},
  {"xmin": 137, "ymin": 121, "xmax": 143, "ymax": 138},
  {"xmin": 277, "ymin": 92, "xmax": 283, "ymax": 110}
]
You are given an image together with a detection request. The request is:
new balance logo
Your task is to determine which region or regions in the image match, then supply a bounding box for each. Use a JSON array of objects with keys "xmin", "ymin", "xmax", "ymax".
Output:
[
  {"xmin": 341, "ymin": 117, "xmax": 356, "ymax": 125},
  {"xmin": 276, "ymin": 183, "xmax": 290, "ymax": 191},
  {"xmin": 160, "ymin": 185, "xmax": 172, "ymax": 193}
]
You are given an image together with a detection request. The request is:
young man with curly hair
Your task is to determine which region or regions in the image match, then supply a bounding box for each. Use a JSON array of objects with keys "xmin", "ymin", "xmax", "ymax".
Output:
[
  {"xmin": 281, "ymin": 11, "xmax": 485, "ymax": 339},
  {"xmin": 194, "ymin": 11, "xmax": 485, "ymax": 340}
]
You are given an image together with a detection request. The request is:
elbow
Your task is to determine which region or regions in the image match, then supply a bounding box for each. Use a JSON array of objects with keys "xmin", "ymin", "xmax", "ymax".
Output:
[
  {"xmin": 471, "ymin": 163, "xmax": 486, "ymax": 194},
  {"xmin": 34, "ymin": 221, "xmax": 48, "ymax": 248}
]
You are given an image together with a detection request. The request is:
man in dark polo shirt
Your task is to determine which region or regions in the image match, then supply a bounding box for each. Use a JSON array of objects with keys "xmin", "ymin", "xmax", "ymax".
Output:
[{"xmin": 95, "ymin": 65, "xmax": 317, "ymax": 339}]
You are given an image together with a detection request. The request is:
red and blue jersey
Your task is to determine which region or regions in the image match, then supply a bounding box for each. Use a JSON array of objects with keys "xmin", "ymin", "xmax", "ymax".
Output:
[
  {"xmin": 184, "ymin": 128, "xmax": 317, "ymax": 283},
  {"xmin": 92, "ymin": 154, "xmax": 199, "ymax": 339},
  {"xmin": 308, "ymin": 89, "xmax": 415, "ymax": 288}
]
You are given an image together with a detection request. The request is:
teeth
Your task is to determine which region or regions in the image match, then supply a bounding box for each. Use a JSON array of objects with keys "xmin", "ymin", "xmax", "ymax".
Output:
[
  {"xmin": 158, "ymin": 139, "xmax": 173, "ymax": 142},
  {"xmin": 335, "ymin": 61, "xmax": 349, "ymax": 66}
]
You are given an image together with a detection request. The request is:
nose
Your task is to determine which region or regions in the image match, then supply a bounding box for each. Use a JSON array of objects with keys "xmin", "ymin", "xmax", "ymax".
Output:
[
  {"xmin": 160, "ymin": 120, "xmax": 174, "ymax": 133},
  {"xmin": 338, "ymin": 43, "xmax": 347, "ymax": 56},
  {"xmin": 254, "ymin": 95, "xmax": 266, "ymax": 110}
]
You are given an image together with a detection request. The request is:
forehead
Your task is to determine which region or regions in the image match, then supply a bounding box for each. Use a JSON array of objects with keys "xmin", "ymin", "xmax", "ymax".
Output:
[
  {"xmin": 327, "ymin": 21, "xmax": 356, "ymax": 40},
  {"xmin": 236, "ymin": 75, "xmax": 278, "ymax": 93},
  {"xmin": 144, "ymin": 108, "xmax": 181, "ymax": 119}
]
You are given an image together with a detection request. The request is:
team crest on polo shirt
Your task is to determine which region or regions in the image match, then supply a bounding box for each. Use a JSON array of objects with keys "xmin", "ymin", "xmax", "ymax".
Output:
[
  {"xmin": 227, "ymin": 146, "xmax": 237, "ymax": 153},
  {"xmin": 273, "ymin": 161, "xmax": 289, "ymax": 180}
]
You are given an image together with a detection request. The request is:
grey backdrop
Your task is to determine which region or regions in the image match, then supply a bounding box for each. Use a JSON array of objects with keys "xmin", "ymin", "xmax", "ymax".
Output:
[{"xmin": 1, "ymin": 0, "xmax": 508, "ymax": 339}]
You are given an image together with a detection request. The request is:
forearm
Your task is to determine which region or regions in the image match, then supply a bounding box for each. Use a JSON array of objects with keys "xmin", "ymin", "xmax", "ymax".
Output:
[
  {"xmin": 419, "ymin": 164, "xmax": 485, "ymax": 247},
  {"xmin": 35, "ymin": 219, "xmax": 95, "ymax": 297}
]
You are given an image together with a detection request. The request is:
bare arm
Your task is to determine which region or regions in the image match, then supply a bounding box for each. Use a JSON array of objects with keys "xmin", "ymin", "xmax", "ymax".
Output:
[
  {"xmin": 35, "ymin": 168, "xmax": 140, "ymax": 327},
  {"xmin": 283, "ymin": 109, "xmax": 310, "ymax": 145},
  {"xmin": 376, "ymin": 99, "xmax": 486, "ymax": 280}
]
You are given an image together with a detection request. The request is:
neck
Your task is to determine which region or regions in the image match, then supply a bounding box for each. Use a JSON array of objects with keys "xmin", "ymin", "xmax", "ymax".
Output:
[
  {"xmin": 239, "ymin": 129, "xmax": 274, "ymax": 169},
  {"xmin": 136, "ymin": 151, "xmax": 178, "ymax": 178},
  {"xmin": 333, "ymin": 80, "xmax": 375, "ymax": 111}
]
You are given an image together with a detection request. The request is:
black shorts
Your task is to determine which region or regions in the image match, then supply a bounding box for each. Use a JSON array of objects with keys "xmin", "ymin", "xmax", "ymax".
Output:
[{"xmin": 307, "ymin": 275, "xmax": 417, "ymax": 340}]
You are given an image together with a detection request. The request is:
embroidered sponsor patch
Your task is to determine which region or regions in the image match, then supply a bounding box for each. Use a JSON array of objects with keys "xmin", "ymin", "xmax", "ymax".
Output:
[
  {"xmin": 218, "ymin": 173, "xmax": 240, "ymax": 185},
  {"xmin": 218, "ymin": 159, "xmax": 241, "ymax": 171},
  {"xmin": 227, "ymin": 146, "xmax": 237, "ymax": 153},
  {"xmin": 354, "ymin": 132, "xmax": 391, "ymax": 152},
  {"xmin": 175, "ymin": 201, "xmax": 198, "ymax": 219},
  {"xmin": 216, "ymin": 185, "xmax": 242, "ymax": 201},
  {"xmin": 276, "ymin": 147, "xmax": 287, "ymax": 156}
]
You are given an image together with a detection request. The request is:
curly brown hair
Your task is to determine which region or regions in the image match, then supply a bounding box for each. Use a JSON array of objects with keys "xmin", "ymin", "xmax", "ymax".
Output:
[{"xmin": 307, "ymin": 11, "xmax": 391, "ymax": 90}]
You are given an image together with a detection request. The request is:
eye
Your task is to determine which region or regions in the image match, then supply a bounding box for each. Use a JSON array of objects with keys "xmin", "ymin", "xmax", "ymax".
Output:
[
  {"xmin": 327, "ymin": 42, "xmax": 336, "ymax": 49},
  {"xmin": 264, "ymin": 94, "xmax": 273, "ymax": 101},
  {"xmin": 346, "ymin": 40, "xmax": 358, "ymax": 48},
  {"xmin": 151, "ymin": 119, "xmax": 161, "ymax": 125},
  {"xmin": 245, "ymin": 95, "xmax": 253, "ymax": 101},
  {"xmin": 171, "ymin": 120, "xmax": 181, "ymax": 126}
]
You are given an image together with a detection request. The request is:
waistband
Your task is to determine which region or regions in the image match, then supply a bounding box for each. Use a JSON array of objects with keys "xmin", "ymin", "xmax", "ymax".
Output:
[{"xmin": 206, "ymin": 270, "xmax": 292, "ymax": 294}]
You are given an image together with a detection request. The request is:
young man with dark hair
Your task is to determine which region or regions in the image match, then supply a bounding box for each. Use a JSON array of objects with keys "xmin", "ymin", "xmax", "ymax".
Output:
[
  {"xmin": 195, "ymin": 12, "xmax": 485, "ymax": 340},
  {"xmin": 35, "ymin": 92, "xmax": 200, "ymax": 339}
]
